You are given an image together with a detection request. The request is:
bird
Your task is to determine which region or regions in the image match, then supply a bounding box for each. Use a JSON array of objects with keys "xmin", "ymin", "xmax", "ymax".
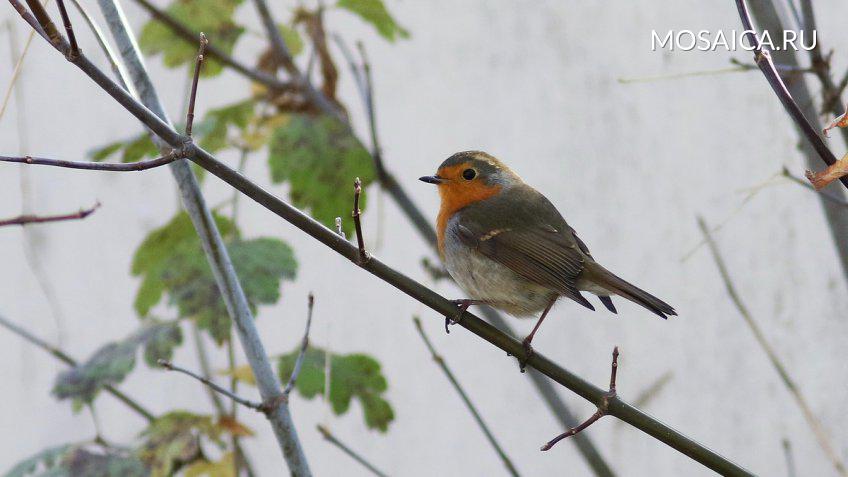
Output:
[{"xmin": 419, "ymin": 151, "xmax": 676, "ymax": 366}]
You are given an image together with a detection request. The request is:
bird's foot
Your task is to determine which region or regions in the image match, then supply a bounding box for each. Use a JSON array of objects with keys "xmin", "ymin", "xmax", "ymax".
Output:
[
  {"xmin": 518, "ymin": 336, "xmax": 536, "ymax": 373},
  {"xmin": 445, "ymin": 299, "xmax": 477, "ymax": 333}
]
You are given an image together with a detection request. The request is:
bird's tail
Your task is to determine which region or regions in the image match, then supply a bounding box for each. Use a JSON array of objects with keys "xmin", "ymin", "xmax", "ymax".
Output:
[{"xmin": 584, "ymin": 263, "xmax": 677, "ymax": 319}]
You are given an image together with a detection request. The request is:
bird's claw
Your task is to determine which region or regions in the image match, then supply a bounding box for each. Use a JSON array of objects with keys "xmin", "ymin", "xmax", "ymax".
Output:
[
  {"xmin": 445, "ymin": 299, "xmax": 474, "ymax": 334},
  {"xmin": 519, "ymin": 337, "xmax": 535, "ymax": 373}
]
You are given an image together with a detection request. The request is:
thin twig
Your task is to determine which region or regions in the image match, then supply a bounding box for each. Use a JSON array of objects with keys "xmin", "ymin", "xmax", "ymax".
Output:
[
  {"xmin": 67, "ymin": 0, "xmax": 131, "ymax": 92},
  {"xmin": 54, "ymin": 0, "xmax": 77, "ymax": 58},
  {"xmin": 283, "ymin": 293, "xmax": 315, "ymax": 396},
  {"xmin": 698, "ymin": 216, "xmax": 847, "ymax": 477},
  {"xmin": 781, "ymin": 166, "xmax": 848, "ymax": 208},
  {"xmin": 0, "ymin": 15, "xmax": 38, "ymax": 123},
  {"xmin": 316, "ymin": 425, "xmax": 388, "ymax": 477},
  {"xmin": 782, "ymin": 438, "xmax": 797, "ymax": 477},
  {"xmin": 0, "ymin": 150, "xmax": 183, "ymax": 171},
  {"xmin": 733, "ymin": 0, "xmax": 847, "ymax": 189},
  {"xmin": 542, "ymin": 347, "xmax": 619, "ymax": 451},
  {"xmin": 352, "ymin": 178, "xmax": 369, "ymax": 264},
  {"xmin": 413, "ymin": 317, "xmax": 520, "ymax": 476},
  {"xmin": 0, "ymin": 312, "xmax": 154, "ymax": 421},
  {"xmin": 0, "ymin": 201, "xmax": 100, "ymax": 227},
  {"xmin": 185, "ymin": 32, "xmax": 207, "ymax": 137},
  {"xmin": 158, "ymin": 359, "xmax": 266, "ymax": 412},
  {"xmin": 7, "ymin": 5, "xmax": 751, "ymax": 473}
]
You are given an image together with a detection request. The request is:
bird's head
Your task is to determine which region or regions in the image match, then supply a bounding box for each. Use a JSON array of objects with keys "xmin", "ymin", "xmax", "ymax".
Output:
[{"xmin": 419, "ymin": 151, "xmax": 522, "ymax": 211}]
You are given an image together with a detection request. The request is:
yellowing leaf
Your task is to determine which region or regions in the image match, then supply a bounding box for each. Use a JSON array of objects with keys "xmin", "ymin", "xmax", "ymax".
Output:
[
  {"xmin": 217, "ymin": 416, "xmax": 255, "ymax": 437},
  {"xmin": 219, "ymin": 364, "xmax": 256, "ymax": 385},
  {"xmin": 823, "ymin": 103, "xmax": 848, "ymax": 137},
  {"xmin": 184, "ymin": 453, "xmax": 236, "ymax": 477}
]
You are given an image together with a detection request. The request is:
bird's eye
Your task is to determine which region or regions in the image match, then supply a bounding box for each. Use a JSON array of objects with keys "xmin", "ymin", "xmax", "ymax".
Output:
[{"xmin": 462, "ymin": 168, "xmax": 477, "ymax": 180}]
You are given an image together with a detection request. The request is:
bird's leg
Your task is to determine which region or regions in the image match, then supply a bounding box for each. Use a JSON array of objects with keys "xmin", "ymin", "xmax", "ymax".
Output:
[
  {"xmin": 446, "ymin": 299, "xmax": 489, "ymax": 333},
  {"xmin": 541, "ymin": 347, "xmax": 619, "ymax": 450},
  {"xmin": 518, "ymin": 297, "xmax": 557, "ymax": 372}
]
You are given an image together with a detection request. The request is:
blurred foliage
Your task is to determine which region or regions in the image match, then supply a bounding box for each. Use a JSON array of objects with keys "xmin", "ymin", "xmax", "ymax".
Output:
[
  {"xmin": 139, "ymin": 0, "xmax": 245, "ymax": 77},
  {"xmin": 52, "ymin": 321, "xmax": 182, "ymax": 409},
  {"xmin": 15, "ymin": 1, "xmax": 412, "ymax": 475},
  {"xmin": 4, "ymin": 443, "xmax": 147, "ymax": 477},
  {"xmin": 337, "ymin": 0, "xmax": 409, "ymax": 41},
  {"xmin": 132, "ymin": 211, "xmax": 297, "ymax": 344},
  {"xmin": 137, "ymin": 412, "xmax": 223, "ymax": 477},
  {"xmin": 269, "ymin": 114, "xmax": 374, "ymax": 233}
]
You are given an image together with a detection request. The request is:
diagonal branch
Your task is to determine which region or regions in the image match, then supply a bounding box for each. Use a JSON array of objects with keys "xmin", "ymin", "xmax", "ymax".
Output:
[
  {"xmin": 698, "ymin": 216, "xmax": 847, "ymax": 477},
  {"xmin": 0, "ymin": 201, "xmax": 100, "ymax": 227},
  {"xmin": 6, "ymin": 4, "xmax": 753, "ymax": 474},
  {"xmin": 733, "ymin": 0, "xmax": 847, "ymax": 189},
  {"xmin": 316, "ymin": 424, "xmax": 388, "ymax": 477},
  {"xmin": 413, "ymin": 317, "xmax": 520, "ymax": 477},
  {"xmin": 158, "ymin": 359, "xmax": 266, "ymax": 412}
]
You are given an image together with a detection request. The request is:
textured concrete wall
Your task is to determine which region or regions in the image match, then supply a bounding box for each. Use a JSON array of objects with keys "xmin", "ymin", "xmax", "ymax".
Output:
[{"xmin": 1, "ymin": 1, "xmax": 847, "ymax": 475}]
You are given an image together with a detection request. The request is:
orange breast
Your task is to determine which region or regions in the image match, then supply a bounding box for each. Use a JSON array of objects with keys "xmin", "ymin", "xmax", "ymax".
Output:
[{"xmin": 436, "ymin": 174, "xmax": 501, "ymax": 257}]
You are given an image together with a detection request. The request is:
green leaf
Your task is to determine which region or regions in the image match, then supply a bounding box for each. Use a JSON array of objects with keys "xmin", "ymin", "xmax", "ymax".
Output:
[
  {"xmin": 278, "ymin": 24, "xmax": 304, "ymax": 57},
  {"xmin": 87, "ymin": 133, "xmax": 158, "ymax": 164},
  {"xmin": 52, "ymin": 322, "xmax": 183, "ymax": 406},
  {"xmin": 196, "ymin": 100, "xmax": 256, "ymax": 153},
  {"xmin": 268, "ymin": 114, "xmax": 375, "ymax": 233},
  {"xmin": 4, "ymin": 443, "xmax": 147, "ymax": 477},
  {"xmin": 139, "ymin": 0, "xmax": 245, "ymax": 77},
  {"xmin": 131, "ymin": 212, "xmax": 297, "ymax": 344},
  {"xmin": 277, "ymin": 346, "xmax": 394, "ymax": 432},
  {"xmin": 137, "ymin": 412, "xmax": 220, "ymax": 477},
  {"xmin": 337, "ymin": 0, "xmax": 409, "ymax": 42}
]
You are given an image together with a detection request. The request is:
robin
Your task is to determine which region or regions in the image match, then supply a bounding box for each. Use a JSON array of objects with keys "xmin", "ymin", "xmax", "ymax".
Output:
[{"xmin": 420, "ymin": 151, "xmax": 676, "ymax": 366}]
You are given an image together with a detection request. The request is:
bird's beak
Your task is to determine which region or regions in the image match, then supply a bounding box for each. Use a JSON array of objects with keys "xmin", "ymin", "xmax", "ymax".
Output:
[{"xmin": 419, "ymin": 175, "xmax": 444, "ymax": 185}]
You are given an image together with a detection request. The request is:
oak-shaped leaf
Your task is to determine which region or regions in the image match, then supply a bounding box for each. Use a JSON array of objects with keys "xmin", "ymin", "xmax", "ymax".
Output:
[
  {"xmin": 268, "ymin": 114, "xmax": 375, "ymax": 233},
  {"xmin": 139, "ymin": 0, "xmax": 245, "ymax": 77},
  {"xmin": 52, "ymin": 322, "xmax": 183, "ymax": 407},
  {"xmin": 137, "ymin": 411, "xmax": 222, "ymax": 477},
  {"xmin": 4, "ymin": 442, "xmax": 147, "ymax": 477},
  {"xmin": 132, "ymin": 212, "xmax": 297, "ymax": 344},
  {"xmin": 337, "ymin": 0, "xmax": 409, "ymax": 42},
  {"xmin": 277, "ymin": 346, "xmax": 394, "ymax": 432}
]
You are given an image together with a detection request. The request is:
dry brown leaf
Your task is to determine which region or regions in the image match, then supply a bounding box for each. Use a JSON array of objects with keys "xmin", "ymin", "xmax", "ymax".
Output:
[
  {"xmin": 823, "ymin": 103, "xmax": 848, "ymax": 137},
  {"xmin": 805, "ymin": 151, "xmax": 848, "ymax": 189},
  {"xmin": 217, "ymin": 416, "xmax": 255, "ymax": 437}
]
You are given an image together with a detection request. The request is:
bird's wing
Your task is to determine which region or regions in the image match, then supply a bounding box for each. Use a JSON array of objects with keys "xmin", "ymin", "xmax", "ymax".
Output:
[{"xmin": 455, "ymin": 221, "xmax": 595, "ymax": 310}]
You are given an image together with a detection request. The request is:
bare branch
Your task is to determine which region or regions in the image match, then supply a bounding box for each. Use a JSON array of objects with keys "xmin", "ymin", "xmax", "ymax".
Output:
[
  {"xmin": 0, "ymin": 150, "xmax": 184, "ymax": 171},
  {"xmin": 698, "ymin": 216, "xmax": 847, "ymax": 477},
  {"xmin": 158, "ymin": 359, "xmax": 266, "ymax": 412},
  {"xmin": 781, "ymin": 166, "xmax": 848, "ymax": 208},
  {"xmin": 185, "ymin": 32, "xmax": 207, "ymax": 137},
  {"xmin": 0, "ymin": 201, "xmax": 100, "ymax": 227},
  {"xmin": 733, "ymin": 0, "xmax": 847, "ymax": 189},
  {"xmin": 283, "ymin": 293, "xmax": 315, "ymax": 396},
  {"xmin": 413, "ymin": 317, "xmax": 520, "ymax": 476},
  {"xmin": 6, "ymin": 4, "xmax": 752, "ymax": 473},
  {"xmin": 542, "ymin": 347, "xmax": 619, "ymax": 451},
  {"xmin": 316, "ymin": 425, "xmax": 388, "ymax": 477},
  {"xmin": 0, "ymin": 312, "xmax": 154, "ymax": 421},
  {"xmin": 54, "ymin": 0, "xmax": 78, "ymax": 58},
  {"xmin": 352, "ymin": 178, "xmax": 369, "ymax": 264}
]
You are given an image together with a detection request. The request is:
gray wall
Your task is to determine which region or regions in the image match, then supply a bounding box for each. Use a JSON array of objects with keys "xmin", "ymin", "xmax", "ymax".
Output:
[{"xmin": 1, "ymin": 1, "xmax": 847, "ymax": 475}]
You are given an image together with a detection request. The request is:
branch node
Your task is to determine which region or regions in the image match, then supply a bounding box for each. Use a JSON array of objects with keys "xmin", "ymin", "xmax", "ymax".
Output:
[
  {"xmin": 541, "ymin": 346, "xmax": 620, "ymax": 451},
  {"xmin": 352, "ymin": 177, "xmax": 370, "ymax": 264}
]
